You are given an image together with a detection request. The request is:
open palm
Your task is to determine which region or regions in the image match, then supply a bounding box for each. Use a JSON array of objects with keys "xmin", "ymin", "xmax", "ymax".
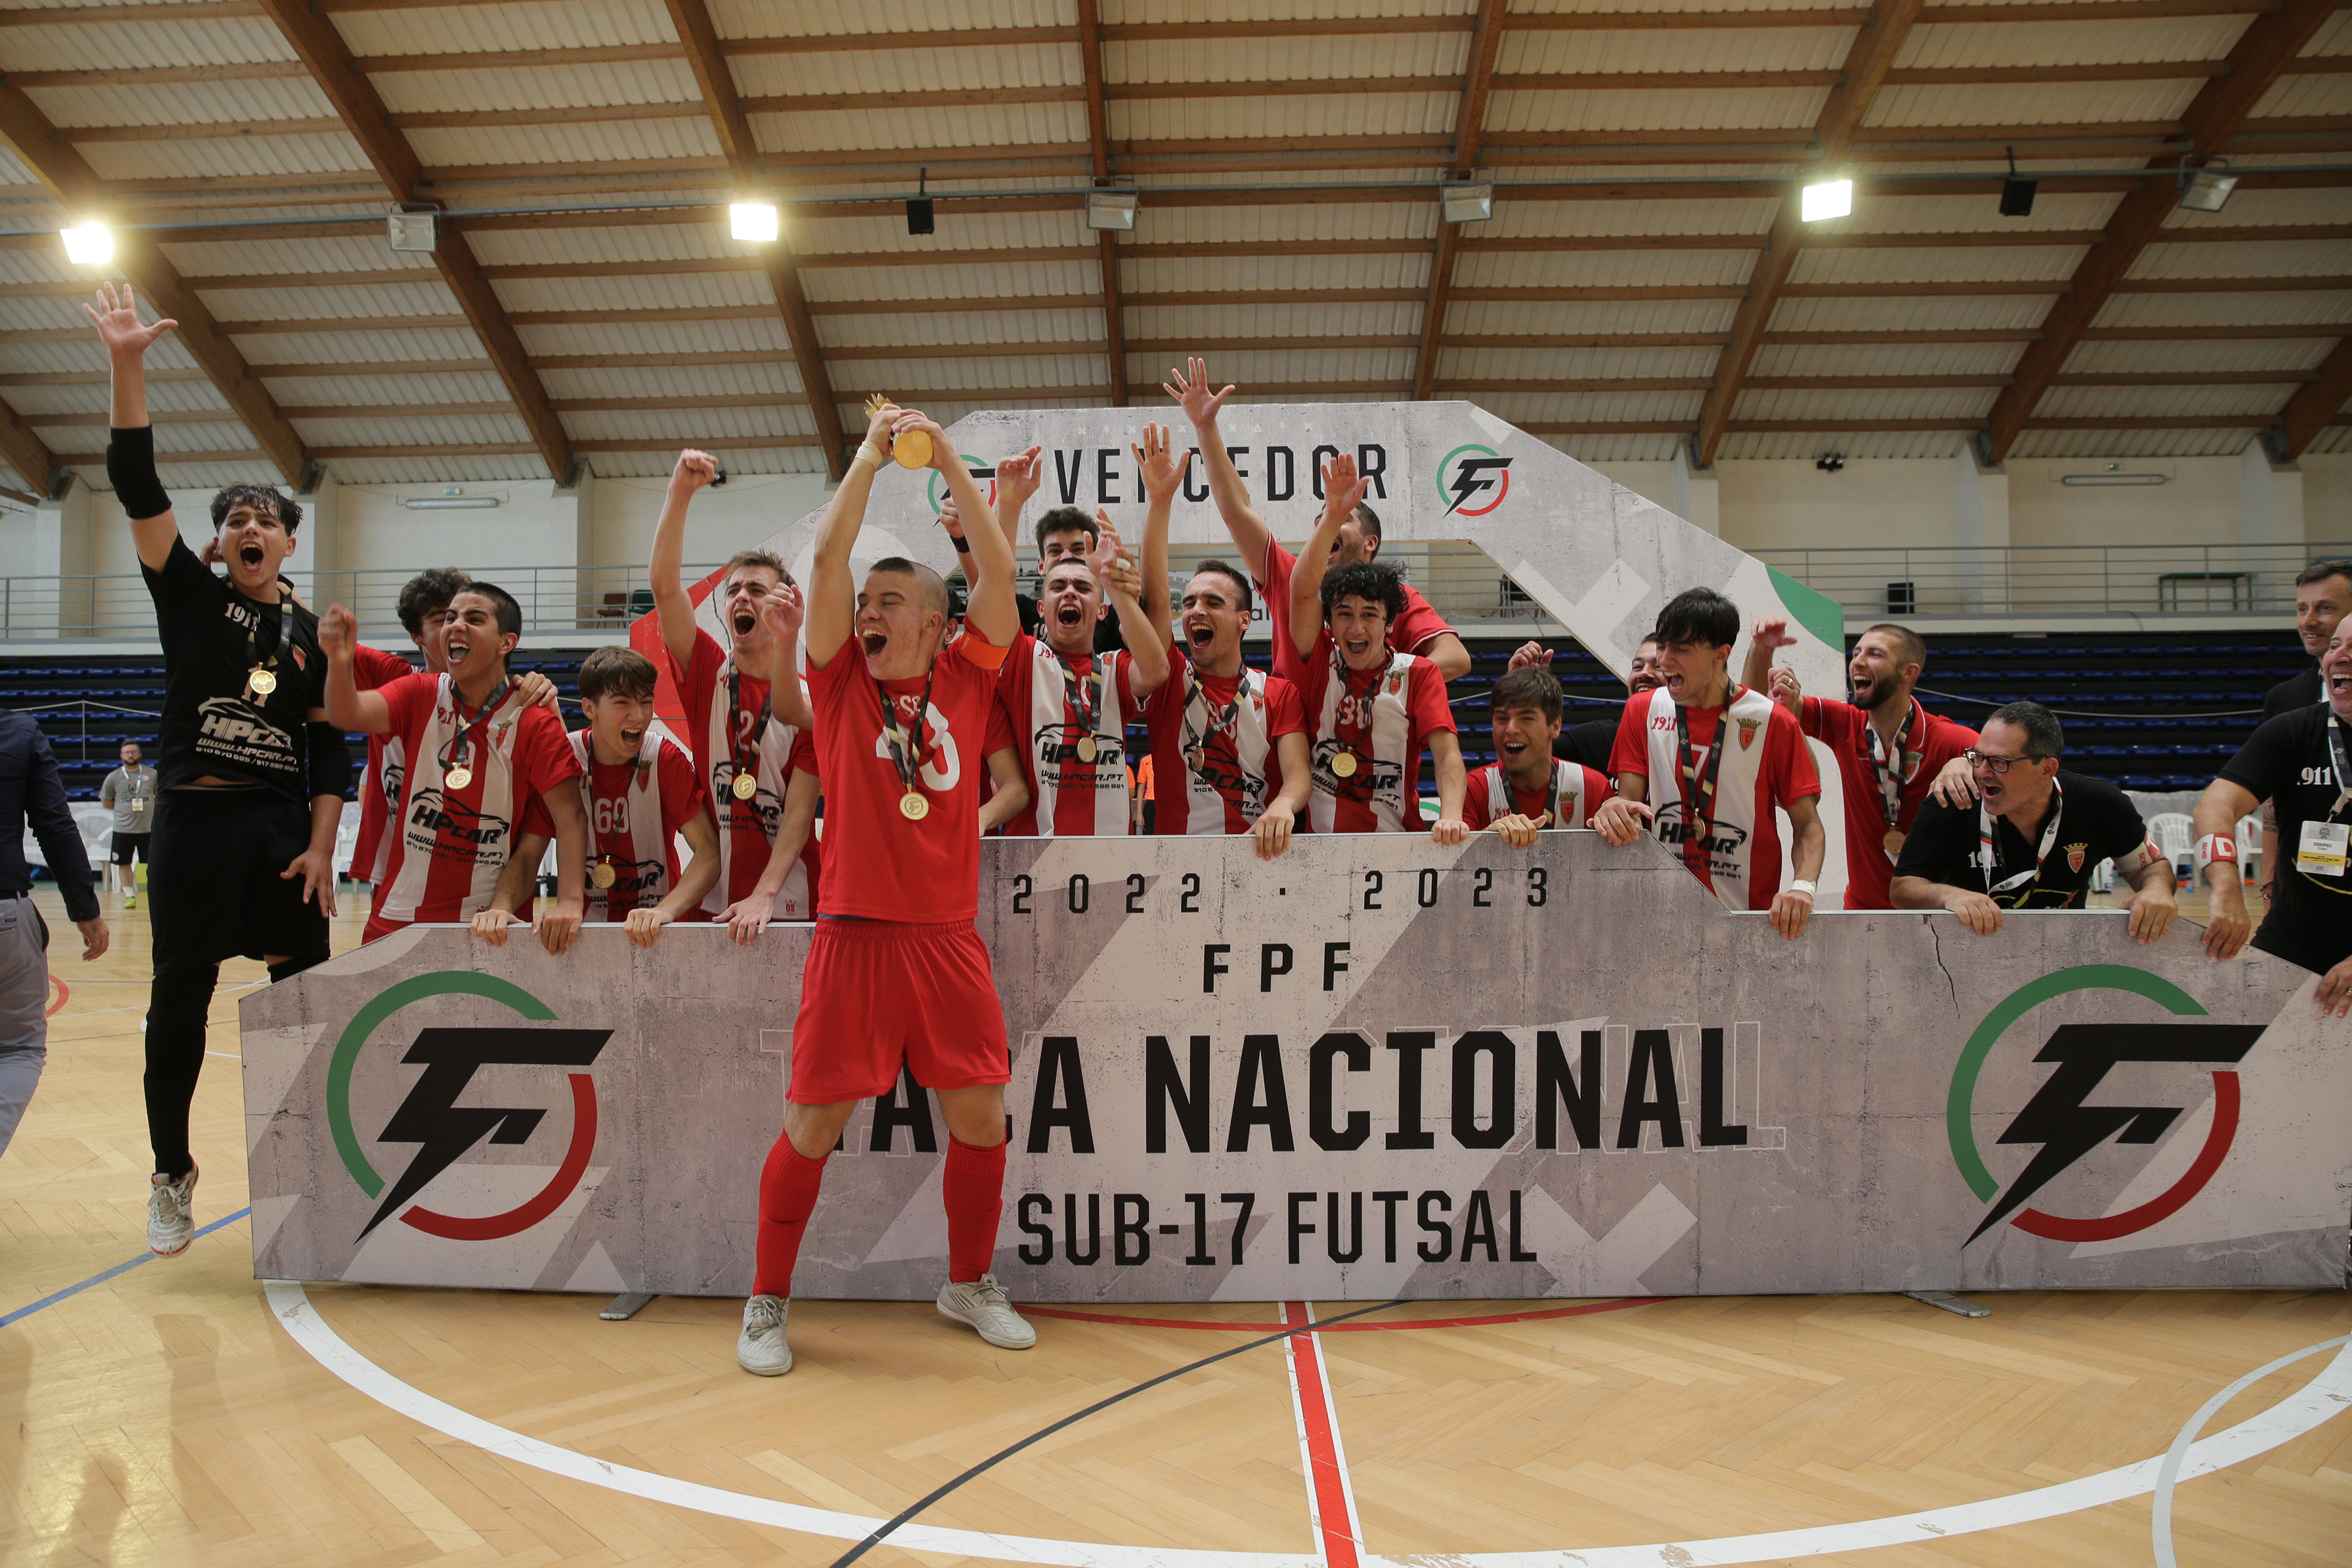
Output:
[{"xmin": 82, "ymin": 282, "xmax": 176, "ymax": 356}]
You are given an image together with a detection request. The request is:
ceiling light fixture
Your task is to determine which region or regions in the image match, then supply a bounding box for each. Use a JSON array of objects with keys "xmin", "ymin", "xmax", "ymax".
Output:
[
  {"xmin": 2061, "ymin": 472, "xmax": 2168, "ymax": 486},
  {"xmin": 1999, "ymin": 146, "xmax": 2036, "ymax": 217},
  {"xmin": 385, "ymin": 204, "xmax": 438, "ymax": 253},
  {"xmin": 728, "ymin": 199, "xmax": 780, "ymax": 242},
  {"xmin": 1799, "ymin": 177, "xmax": 1853, "ymax": 222},
  {"xmin": 906, "ymin": 167, "xmax": 934, "ymax": 236},
  {"xmin": 60, "ymin": 220, "xmax": 113, "ymax": 265},
  {"xmin": 2176, "ymin": 157, "xmax": 2237, "ymax": 213},
  {"xmin": 400, "ymin": 495, "xmax": 500, "ymax": 510},
  {"xmin": 1085, "ymin": 187, "xmax": 1138, "ymax": 231},
  {"xmin": 1440, "ymin": 174, "xmax": 1493, "ymax": 225}
]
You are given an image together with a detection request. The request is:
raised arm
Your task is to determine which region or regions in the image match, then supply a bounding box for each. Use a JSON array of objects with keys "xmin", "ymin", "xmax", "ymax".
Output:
[
  {"xmin": 1742, "ymin": 615, "xmax": 1796, "ymax": 694},
  {"xmin": 994, "ymin": 444, "xmax": 1043, "ymax": 555},
  {"xmin": 86, "ymin": 283, "xmax": 183, "ymax": 571},
  {"xmin": 1133, "ymin": 422, "xmax": 1182, "ymax": 632},
  {"xmin": 1164, "ymin": 357, "xmax": 1274, "ymax": 572},
  {"xmin": 1090, "ymin": 515, "xmax": 1170, "ymax": 699},
  {"xmin": 806, "ymin": 402, "xmax": 903, "ymax": 668},
  {"xmin": 650, "ymin": 449, "xmax": 719, "ymax": 669},
  {"xmin": 319, "ymin": 605, "xmax": 394, "ymax": 734},
  {"xmin": 1289, "ymin": 453, "xmax": 1367, "ymax": 661},
  {"xmin": 917, "ymin": 413, "xmax": 1015, "ymax": 645},
  {"xmin": 759, "ymin": 581, "xmax": 812, "ymax": 731}
]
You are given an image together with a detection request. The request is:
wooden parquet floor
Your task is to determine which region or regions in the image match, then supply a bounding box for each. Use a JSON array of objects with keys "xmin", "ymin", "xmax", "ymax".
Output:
[{"xmin": 3, "ymin": 885, "xmax": 2345, "ymax": 1568}]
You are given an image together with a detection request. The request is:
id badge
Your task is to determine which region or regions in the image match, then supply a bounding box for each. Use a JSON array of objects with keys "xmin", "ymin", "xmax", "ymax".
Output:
[{"xmin": 2295, "ymin": 819, "xmax": 2349, "ymax": 877}]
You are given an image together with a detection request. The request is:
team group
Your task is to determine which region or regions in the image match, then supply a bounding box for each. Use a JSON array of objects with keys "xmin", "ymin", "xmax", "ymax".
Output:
[{"xmin": 59, "ymin": 287, "xmax": 2352, "ymax": 1372}]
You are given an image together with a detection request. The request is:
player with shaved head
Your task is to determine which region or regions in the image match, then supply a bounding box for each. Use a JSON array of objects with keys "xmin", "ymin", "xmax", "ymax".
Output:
[{"xmin": 736, "ymin": 400, "xmax": 1034, "ymax": 1377}]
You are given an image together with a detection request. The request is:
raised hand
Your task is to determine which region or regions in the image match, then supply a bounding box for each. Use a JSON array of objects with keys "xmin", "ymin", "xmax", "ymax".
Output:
[
  {"xmin": 318, "ymin": 602, "xmax": 357, "ymax": 663},
  {"xmin": 1163, "ymin": 356, "xmax": 1233, "ymax": 428},
  {"xmin": 1320, "ymin": 451, "xmax": 1368, "ymax": 524},
  {"xmin": 1133, "ymin": 422, "xmax": 1184, "ymax": 504},
  {"xmin": 1768, "ymin": 665, "xmax": 1803, "ymax": 715},
  {"xmin": 1751, "ymin": 615, "xmax": 1798, "ymax": 650},
  {"xmin": 862, "ymin": 400, "xmax": 903, "ymax": 449},
  {"xmin": 1506, "ymin": 641, "xmax": 1553, "ymax": 672},
  {"xmin": 82, "ymin": 282, "xmax": 176, "ymax": 359},
  {"xmin": 761, "ymin": 580, "xmax": 805, "ymax": 644},
  {"xmin": 892, "ymin": 410, "xmax": 951, "ymax": 472},
  {"xmin": 670, "ymin": 448, "xmax": 719, "ymax": 495},
  {"xmin": 996, "ymin": 444, "xmax": 1043, "ymax": 513}
]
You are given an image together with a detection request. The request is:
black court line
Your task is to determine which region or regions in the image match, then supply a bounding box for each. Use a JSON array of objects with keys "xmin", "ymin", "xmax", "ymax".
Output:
[{"xmin": 826, "ymin": 1298, "xmax": 1406, "ymax": 1568}]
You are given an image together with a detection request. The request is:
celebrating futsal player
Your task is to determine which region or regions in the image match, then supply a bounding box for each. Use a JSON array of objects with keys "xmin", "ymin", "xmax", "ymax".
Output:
[
  {"xmin": 1464, "ymin": 668, "xmax": 1614, "ymax": 845},
  {"xmin": 736, "ymin": 400, "xmax": 1032, "ymax": 1377},
  {"xmin": 1166, "ymin": 357, "xmax": 1470, "ymax": 684},
  {"xmin": 1511, "ymin": 636, "xmax": 1666, "ymax": 771},
  {"xmin": 88, "ymin": 282, "xmax": 349, "ymax": 1258},
  {"xmin": 1595, "ymin": 587, "xmax": 1824, "ymax": 936},
  {"xmin": 650, "ymin": 451, "xmax": 823, "ymax": 936},
  {"xmin": 1287, "ymin": 453, "xmax": 1467, "ymax": 838},
  {"xmin": 1742, "ymin": 618, "xmax": 1978, "ymax": 910},
  {"xmin": 321, "ymin": 583, "xmax": 589, "ymax": 951},
  {"xmin": 347, "ymin": 570, "xmax": 466, "ymax": 887}
]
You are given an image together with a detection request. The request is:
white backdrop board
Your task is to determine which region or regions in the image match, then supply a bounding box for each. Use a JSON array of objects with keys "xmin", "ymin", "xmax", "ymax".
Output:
[{"xmin": 242, "ymin": 834, "xmax": 2350, "ymax": 1302}]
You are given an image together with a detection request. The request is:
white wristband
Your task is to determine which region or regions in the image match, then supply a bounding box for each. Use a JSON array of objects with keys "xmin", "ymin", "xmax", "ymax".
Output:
[
  {"xmin": 1787, "ymin": 879, "xmax": 1817, "ymax": 900},
  {"xmin": 854, "ymin": 440, "xmax": 884, "ymax": 470}
]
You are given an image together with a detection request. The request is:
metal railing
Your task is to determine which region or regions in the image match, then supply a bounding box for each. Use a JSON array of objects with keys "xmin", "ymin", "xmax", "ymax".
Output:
[{"xmin": 3, "ymin": 542, "xmax": 2345, "ymax": 640}]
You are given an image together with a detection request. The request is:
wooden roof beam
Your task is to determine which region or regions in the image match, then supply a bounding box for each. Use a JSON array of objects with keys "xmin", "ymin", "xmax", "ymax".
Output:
[
  {"xmin": 1075, "ymin": 0, "xmax": 1126, "ymax": 408},
  {"xmin": 1980, "ymin": 0, "xmax": 2343, "ymax": 462},
  {"xmin": 1691, "ymin": 0, "xmax": 1927, "ymax": 468},
  {"xmin": 1412, "ymin": 0, "xmax": 1509, "ymax": 402},
  {"xmin": 2270, "ymin": 336, "xmax": 2352, "ymax": 459}
]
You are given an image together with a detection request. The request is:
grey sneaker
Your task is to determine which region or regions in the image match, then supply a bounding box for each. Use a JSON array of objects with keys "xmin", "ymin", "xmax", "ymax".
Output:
[
  {"xmin": 937, "ymin": 1273, "xmax": 1036, "ymax": 1350},
  {"xmin": 736, "ymin": 1294, "xmax": 792, "ymax": 1375},
  {"xmin": 148, "ymin": 1164, "xmax": 197, "ymax": 1257}
]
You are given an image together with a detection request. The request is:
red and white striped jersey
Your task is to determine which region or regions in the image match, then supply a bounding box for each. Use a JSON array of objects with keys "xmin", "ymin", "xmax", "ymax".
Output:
[
  {"xmin": 1462, "ymin": 759, "xmax": 1613, "ymax": 832},
  {"xmin": 664, "ymin": 628, "xmax": 820, "ymax": 919},
  {"xmin": 348, "ymin": 643, "xmax": 416, "ymax": 883},
  {"xmin": 1296, "ymin": 648, "xmax": 1455, "ymax": 833},
  {"xmin": 364, "ymin": 671, "xmax": 580, "ymax": 939},
  {"xmin": 1609, "ymin": 684, "xmax": 1821, "ymax": 913},
  {"xmin": 996, "ymin": 632, "xmax": 1139, "ymax": 837},
  {"xmin": 561, "ymin": 727, "xmax": 704, "ymax": 921},
  {"xmin": 1143, "ymin": 647, "xmax": 1307, "ymax": 835}
]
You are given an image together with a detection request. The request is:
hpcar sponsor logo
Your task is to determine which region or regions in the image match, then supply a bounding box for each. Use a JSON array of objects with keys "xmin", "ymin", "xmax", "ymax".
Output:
[
  {"xmin": 407, "ymin": 789, "xmax": 511, "ymax": 851},
  {"xmin": 195, "ymin": 695, "xmax": 293, "ymax": 753}
]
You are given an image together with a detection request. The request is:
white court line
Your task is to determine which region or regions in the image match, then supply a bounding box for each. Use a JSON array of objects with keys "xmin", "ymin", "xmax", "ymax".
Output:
[
  {"xmin": 2153, "ymin": 1333, "xmax": 2347, "ymax": 1568},
  {"xmin": 265, "ymin": 1283, "xmax": 2352, "ymax": 1568}
]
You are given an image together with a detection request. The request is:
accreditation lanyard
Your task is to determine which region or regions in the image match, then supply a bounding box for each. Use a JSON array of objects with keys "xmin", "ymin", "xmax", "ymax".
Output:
[
  {"xmin": 1675, "ymin": 691, "xmax": 1737, "ymax": 838},
  {"xmin": 436, "ymin": 678, "xmax": 513, "ymax": 783},
  {"xmin": 725, "ymin": 658, "xmax": 772, "ymax": 787},
  {"xmin": 1182, "ymin": 670, "xmax": 1245, "ymax": 773},
  {"xmin": 242, "ymin": 586, "xmax": 291, "ymax": 702},
  {"xmin": 875, "ymin": 661, "xmax": 938, "ymax": 801},
  {"xmin": 1979, "ymin": 777, "xmax": 2063, "ymax": 901},
  {"xmin": 1863, "ymin": 704, "xmax": 1915, "ymax": 828}
]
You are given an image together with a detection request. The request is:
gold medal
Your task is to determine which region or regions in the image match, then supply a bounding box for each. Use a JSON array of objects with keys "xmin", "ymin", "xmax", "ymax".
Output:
[
  {"xmin": 444, "ymin": 765, "xmax": 472, "ymax": 791},
  {"xmin": 1884, "ymin": 828, "xmax": 1906, "ymax": 857},
  {"xmin": 732, "ymin": 772, "xmax": 759, "ymax": 800},
  {"xmin": 592, "ymin": 861, "xmax": 617, "ymax": 890},
  {"xmin": 866, "ymin": 392, "xmax": 930, "ymax": 469},
  {"xmin": 246, "ymin": 667, "xmax": 277, "ymax": 697},
  {"xmin": 1077, "ymin": 735, "xmax": 1098, "ymax": 764},
  {"xmin": 900, "ymin": 789, "xmax": 930, "ymax": 821},
  {"xmin": 1331, "ymin": 752, "xmax": 1358, "ymax": 779},
  {"xmin": 1186, "ymin": 745, "xmax": 1205, "ymax": 774}
]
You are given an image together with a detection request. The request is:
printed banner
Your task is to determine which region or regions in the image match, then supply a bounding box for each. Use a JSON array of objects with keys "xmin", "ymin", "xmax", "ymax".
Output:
[{"xmin": 242, "ymin": 834, "xmax": 2351, "ymax": 1301}]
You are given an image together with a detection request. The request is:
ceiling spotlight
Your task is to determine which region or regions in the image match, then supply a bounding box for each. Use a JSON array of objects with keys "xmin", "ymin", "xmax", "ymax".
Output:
[
  {"xmin": 2176, "ymin": 157, "xmax": 2237, "ymax": 214},
  {"xmin": 907, "ymin": 167, "xmax": 934, "ymax": 236},
  {"xmin": 1999, "ymin": 146, "xmax": 2036, "ymax": 218},
  {"xmin": 728, "ymin": 200, "xmax": 781, "ymax": 242},
  {"xmin": 1085, "ymin": 188, "xmax": 1139, "ymax": 232},
  {"xmin": 386, "ymin": 204, "xmax": 438, "ymax": 253},
  {"xmin": 1816, "ymin": 453, "xmax": 1845, "ymax": 473},
  {"xmin": 1799, "ymin": 178, "xmax": 1853, "ymax": 223},
  {"xmin": 1440, "ymin": 176, "xmax": 1494, "ymax": 225},
  {"xmin": 60, "ymin": 220, "xmax": 113, "ymax": 265}
]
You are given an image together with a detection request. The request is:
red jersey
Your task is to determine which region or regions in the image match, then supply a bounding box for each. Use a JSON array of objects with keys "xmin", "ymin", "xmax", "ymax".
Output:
[
  {"xmin": 365, "ymin": 670, "xmax": 581, "ymax": 939},
  {"xmin": 348, "ymin": 643, "xmax": 418, "ymax": 883},
  {"xmin": 806, "ymin": 632, "xmax": 1010, "ymax": 922},
  {"xmin": 1610, "ymin": 685, "xmax": 1821, "ymax": 913},
  {"xmin": 1143, "ymin": 645, "xmax": 1307, "ymax": 834},
  {"xmin": 664, "ymin": 628, "xmax": 821, "ymax": 918},
  {"xmin": 1256, "ymin": 538, "xmax": 1456, "ymax": 689},
  {"xmin": 996, "ymin": 632, "xmax": 1141, "ymax": 837},
  {"xmin": 1462, "ymin": 759, "xmax": 1613, "ymax": 831},
  {"xmin": 1296, "ymin": 648, "xmax": 1455, "ymax": 833},
  {"xmin": 1799, "ymin": 694, "xmax": 1978, "ymax": 911},
  {"xmin": 523, "ymin": 728, "xmax": 706, "ymax": 921}
]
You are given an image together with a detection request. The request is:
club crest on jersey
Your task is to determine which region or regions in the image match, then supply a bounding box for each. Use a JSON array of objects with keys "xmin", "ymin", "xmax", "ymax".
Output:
[
  {"xmin": 2065, "ymin": 841, "xmax": 2089, "ymax": 872},
  {"xmin": 1384, "ymin": 670, "xmax": 1405, "ymax": 696},
  {"xmin": 493, "ymin": 721, "xmax": 513, "ymax": 745},
  {"xmin": 1737, "ymin": 717, "xmax": 1761, "ymax": 751},
  {"xmin": 289, "ymin": 644, "xmax": 308, "ymax": 671}
]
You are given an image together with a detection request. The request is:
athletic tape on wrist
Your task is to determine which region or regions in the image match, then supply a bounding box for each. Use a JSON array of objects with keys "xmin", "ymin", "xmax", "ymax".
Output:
[
  {"xmin": 106, "ymin": 426, "xmax": 172, "ymax": 521},
  {"xmin": 854, "ymin": 441, "xmax": 884, "ymax": 471}
]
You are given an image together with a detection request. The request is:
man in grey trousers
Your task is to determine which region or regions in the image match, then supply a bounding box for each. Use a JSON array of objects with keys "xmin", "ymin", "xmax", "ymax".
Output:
[{"xmin": 1, "ymin": 708, "xmax": 109, "ymax": 1158}]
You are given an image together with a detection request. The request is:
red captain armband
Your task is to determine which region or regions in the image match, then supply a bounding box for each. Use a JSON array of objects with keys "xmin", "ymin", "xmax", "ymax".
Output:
[
  {"xmin": 2193, "ymin": 832, "xmax": 2238, "ymax": 870},
  {"xmin": 954, "ymin": 632, "xmax": 1010, "ymax": 672}
]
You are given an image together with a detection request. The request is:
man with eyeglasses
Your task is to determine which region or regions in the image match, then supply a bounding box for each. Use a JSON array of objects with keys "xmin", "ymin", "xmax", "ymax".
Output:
[{"xmin": 1890, "ymin": 700, "xmax": 2176, "ymax": 939}]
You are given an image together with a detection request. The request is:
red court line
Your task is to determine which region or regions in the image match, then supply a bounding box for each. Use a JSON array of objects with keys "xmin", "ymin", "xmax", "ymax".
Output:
[
  {"xmin": 1283, "ymin": 1300, "xmax": 1361, "ymax": 1568},
  {"xmin": 1025, "ymin": 1296, "xmax": 1670, "ymax": 1333},
  {"xmin": 45, "ymin": 975, "xmax": 68, "ymax": 1017}
]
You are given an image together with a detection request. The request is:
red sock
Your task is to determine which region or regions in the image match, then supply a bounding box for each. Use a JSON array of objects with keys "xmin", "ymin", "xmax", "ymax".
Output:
[
  {"xmin": 941, "ymin": 1136, "xmax": 1007, "ymax": 1283},
  {"xmin": 753, "ymin": 1135, "xmax": 829, "ymax": 1298}
]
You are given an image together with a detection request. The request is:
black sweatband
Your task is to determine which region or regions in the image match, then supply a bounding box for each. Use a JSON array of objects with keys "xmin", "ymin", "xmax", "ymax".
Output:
[
  {"xmin": 951, "ymin": 536, "xmax": 972, "ymax": 553},
  {"xmin": 107, "ymin": 425, "xmax": 172, "ymax": 521},
  {"xmin": 306, "ymin": 721, "xmax": 353, "ymax": 802}
]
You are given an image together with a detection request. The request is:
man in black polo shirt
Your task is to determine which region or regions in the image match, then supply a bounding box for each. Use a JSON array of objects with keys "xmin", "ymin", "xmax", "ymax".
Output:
[
  {"xmin": 2255, "ymin": 560, "xmax": 2350, "ymax": 899},
  {"xmin": 1891, "ymin": 700, "xmax": 2176, "ymax": 940},
  {"xmin": 89, "ymin": 282, "xmax": 350, "ymax": 1258},
  {"xmin": 2196, "ymin": 627, "xmax": 2352, "ymax": 1015}
]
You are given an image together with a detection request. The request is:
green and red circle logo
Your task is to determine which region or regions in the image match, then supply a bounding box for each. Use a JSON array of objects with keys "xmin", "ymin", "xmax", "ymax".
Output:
[
  {"xmin": 924, "ymin": 453, "xmax": 998, "ymax": 515},
  {"xmin": 329, "ymin": 972, "xmax": 612, "ymax": 1243},
  {"xmin": 1948, "ymin": 964, "xmax": 2260, "ymax": 1245},
  {"xmin": 1436, "ymin": 442, "xmax": 1512, "ymax": 517}
]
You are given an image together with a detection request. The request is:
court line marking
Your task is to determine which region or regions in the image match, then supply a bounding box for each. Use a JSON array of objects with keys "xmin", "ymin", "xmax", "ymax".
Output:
[
  {"xmin": 0, "ymin": 1208, "xmax": 252, "ymax": 1328},
  {"xmin": 44, "ymin": 974, "xmax": 68, "ymax": 1017},
  {"xmin": 1025, "ymin": 1299, "xmax": 1664, "ymax": 1333},
  {"xmin": 1281, "ymin": 1301, "xmax": 1363, "ymax": 1568},
  {"xmin": 265, "ymin": 1280, "xmax": 2352, "ymax": 1568},
  {"xmin": 2152, "ymin": 1333, "xmax": 2348, "ymax": 1568}
]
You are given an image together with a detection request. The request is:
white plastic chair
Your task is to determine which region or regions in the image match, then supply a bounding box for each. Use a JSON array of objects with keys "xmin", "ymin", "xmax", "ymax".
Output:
[
  {"xmin": 2146, "ymin": 811, "xmax": 2195, "ymax": 891},
  {"xmin": 2236, "ymin": 813, "xmax": 2262, "ymax": 882}
]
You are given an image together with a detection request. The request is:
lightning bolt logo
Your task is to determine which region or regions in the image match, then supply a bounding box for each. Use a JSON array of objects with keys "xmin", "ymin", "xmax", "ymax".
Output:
[
  {"xmin": 361, "ymin": 1026, "xmax": 612, "ymax": 1239},
  {"xmin": 1965, "ymin": 1022, "xmax": 2261, "ymax": 1245},
  {"xmin": 1440, "ymin": 449, "xmax": 1513, "ymax": 516}
]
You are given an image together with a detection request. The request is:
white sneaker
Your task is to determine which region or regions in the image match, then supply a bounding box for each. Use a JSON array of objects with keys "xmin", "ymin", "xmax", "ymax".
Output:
[
  {"xmin": 937, "ymin": 1273, "xmax": 1036, "ymax": 1350},
  {"xmin": 736, "ymin": 1294, "xmax": 792, "ymax": 1375},
  {"xmin": 148, "ymin": 1164, "xmax": 197, "ymax": 1256}
]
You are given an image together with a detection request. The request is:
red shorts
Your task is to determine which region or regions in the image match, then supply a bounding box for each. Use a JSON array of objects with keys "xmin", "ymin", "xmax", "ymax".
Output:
[{"xmin": 787, "ymin": 917, "xmax": 1009, "ymax": 1104}]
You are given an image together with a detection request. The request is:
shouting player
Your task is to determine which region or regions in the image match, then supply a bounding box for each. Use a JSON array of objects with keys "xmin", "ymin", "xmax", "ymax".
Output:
[
  {"xmin": 1463, "ymin": 668, "xmax": 1614, "ymax": 845},
  {"xmin": 1288, "ymin": 454, "xmax": 1467, "ymax": 838},
  {"xmin": 1595, "ymin": 587, "xmax": 1825, "ymax": 937},
  {"xmin": 650, "ymin": 451, "xmax": 822, "ymax": 937},
  {"xmin": 737, "ymin": 402, "xmax": 1032, "ymax": 1375}
]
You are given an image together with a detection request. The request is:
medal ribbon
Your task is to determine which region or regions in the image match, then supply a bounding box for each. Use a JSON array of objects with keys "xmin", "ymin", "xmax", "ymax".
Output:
[
  {"xmin": 1060, "ymin": 655, "xmax": 1103, "ymax": 753},
  {"xmin": 2328, "ymin": 713, "xmax": 2352, "ymax": 822},
  {"xmin": 1330, "ymin": 644, "xmax": 1381, "ymax": 777},
  {"xmin": 244, "ymin": 585, "xmax": 291, "ymax": 697},
  {"xmin": 1674, "ymin": 689, "xmax": 1738, "ymax": 844},
  {"xmin": 874, "ymin": 662, "xmax": 938, "ymax": 802},
  {"xmin": 1864, "ymin": 702, "xmax": 1916, "ymax": 828},
  {"xmin": 725, "ymin": 656, "xmax": 772, "ymax": 789},
  {"xmin": 436, "ymin": 676, "xmax": 513, "ymax": 782},
  {"xmin": 1182, "ymin": 668, "xmax": 1247, "ymax": 769},
  {"xmin": 1978, "ymin": 776, "xmax": 2064, "ymax": 902}
]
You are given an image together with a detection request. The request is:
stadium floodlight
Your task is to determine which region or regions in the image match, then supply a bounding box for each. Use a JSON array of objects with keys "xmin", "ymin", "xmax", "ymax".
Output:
[
  {"xmin": 61, "ymin": 220, "xmax": 114, "ymax": 265},
  {"xmin": 1085, "ymin": 188, "xmax": 1139, "ymax": 231},
  {"xmin": 2176, "ymin": 159, "xmax": 2236, "ymax": 214},
  {"xmin": 729, "ymin": 201, "xmax": 781, "ymax": 242},
  {"xmin": 1799, "ymin": 178, "xmax": 1853, "ymax": 222},
  {"xmin": 386, "ymin": 205, "xmax": 438, "ymax": 253},
  {"xmin": 1441, "ymin": 178, "xmax": 1494, "ymax": 225}
]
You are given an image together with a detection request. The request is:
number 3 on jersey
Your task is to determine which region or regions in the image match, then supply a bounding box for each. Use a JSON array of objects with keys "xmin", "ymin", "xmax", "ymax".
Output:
[{"xmin": 875, "ymin": 700, "xmax": 960, "ymax": 791}]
